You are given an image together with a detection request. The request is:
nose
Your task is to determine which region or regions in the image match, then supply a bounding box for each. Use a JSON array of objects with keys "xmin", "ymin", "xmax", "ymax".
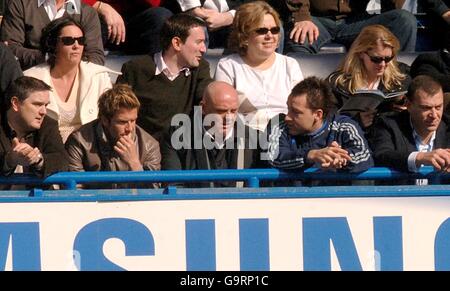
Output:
[
  {"xmin": 199, "ymin": 41, "xmax": 207, "ymax": 53},
  {"xmin": 39, "ymin": 106, "xmax": 47, "ymax": 116},
  {"xmin": 430, "ymin": 108, "xmax": 439, "ymax": 118},
  {"xmin": 285, "ymin": 114, "xmax": 292, "ymax": 122},
  {"xmin": 125, "ymin": 121, "xmax": 134, "ymax": 133}
]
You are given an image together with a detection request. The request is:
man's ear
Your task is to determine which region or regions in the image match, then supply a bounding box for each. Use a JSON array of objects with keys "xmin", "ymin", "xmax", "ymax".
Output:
[
  {"xmin": 11, "ymin": 96, "xmax": 20, "ymax": 112},
  {"xmin": 314, "ymin": 109, "xmax": 324, "ymax": 121},
  {"xmin": 100, "ymin": 116, "xmax": 109, "ymax": 128},
  {"xmin": 171, "ymin": 36, "xmax": 183, "ymax": 52}
]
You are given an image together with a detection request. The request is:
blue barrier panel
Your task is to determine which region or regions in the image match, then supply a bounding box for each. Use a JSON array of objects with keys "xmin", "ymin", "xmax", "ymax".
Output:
[{"xmin": 0, "ymin": 167, "xmax": 447, "ymax": 270}]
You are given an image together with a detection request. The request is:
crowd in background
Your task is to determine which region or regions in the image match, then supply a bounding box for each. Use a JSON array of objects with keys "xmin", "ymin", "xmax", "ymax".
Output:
[{"xmin": 0, "ymin": 0, "xmax": 448, "ymax": 188}]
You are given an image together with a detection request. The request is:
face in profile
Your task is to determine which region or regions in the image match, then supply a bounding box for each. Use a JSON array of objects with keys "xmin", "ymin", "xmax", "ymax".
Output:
[
  {"xmin": 55, "ymin": 24, "xmax": 85, "ymax": 66},
  {"xmin": 102, "ymin": 108, "xmax": 138, "ymax": 143},
  {"xmin": 178, "ymin": 26, "xmax": 207, "ymax": 68},
  {"xmin": 360, "ymin": 44, "xmax": 394, "ymax": 80},
  {"xmin": 13, "ymin": 90, "xmax": 50, "ymax": 132},
  {"xmin": 246, "ymin": 13, "xmax": 280, "ymax": 59},
  {"xmin": 408, "ymin": 89, "xmax": 444, "ymax": 136},
  {"xmin": 285, "ymin": 94, "xmax": 321, "ymax": 136}
]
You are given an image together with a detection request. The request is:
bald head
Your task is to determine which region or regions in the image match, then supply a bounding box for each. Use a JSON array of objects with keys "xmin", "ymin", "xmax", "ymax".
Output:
[
  {"xmin": 202, "ymin": 81, "xmax": 239, "ymax": 113},
  {"xmin": 201, "ymin": 81, "xmax": 239, "ymax": 137}
]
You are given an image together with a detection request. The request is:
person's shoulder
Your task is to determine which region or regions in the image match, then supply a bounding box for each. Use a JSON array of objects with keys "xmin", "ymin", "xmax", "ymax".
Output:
[
  {"xmin": 130, "ymin": 54, "xmax": 154, "ymax": 65},
  {"xmin": 69, "ymin": 119, "xmax": 98, "ymax": 142},
  {"xmin": 81, "ymin": 60, "xmax": 120, "ymax": 75},
  {"xmin": 217, "ymin": 53, "xmax": 242, "ymax": 65},
  {"xmin": 333, "ymin": 113, "xmax": 357, "ymax": 125},
  {"xmin": 122, "ymin": 55, "xmax": 156, "ymax": 72},
  {"xmin": 40, "ymin": 116, "xmax": 60, "ymax": 134},
  {"xmin": 375, "ymin": 110, "xmax": 408, "ymax": 128},
  {"xmin": 327, "ymin": 70, "xmax": 343, "ymax": 84},
  {"xmin": 413, "ymin": 50, "xmax": 442, "ymax": 65},
  {"xmin": 136, "ymin": 125, "xmax": 159, "ymax": 145},
  {"xmin": 277, "ymin": 52, "xmax": 299, "ymax": 65},
  {"xmin": 23, "ymin": 63, "xmax": 50, "ymax": 75}
]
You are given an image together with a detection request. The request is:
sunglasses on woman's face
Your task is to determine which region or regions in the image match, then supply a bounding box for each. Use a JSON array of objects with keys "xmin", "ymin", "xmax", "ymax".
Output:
[
  {"xmin": 254, "ymin": 26, "xmax": 281, "ymax": 35},
  {"xmin": 365, "ymin": 53, "xmax": 394, "ymax": 64},
  {"xmin": 59, "ymin": 36, "xmax": 86, "ymax": 46}
]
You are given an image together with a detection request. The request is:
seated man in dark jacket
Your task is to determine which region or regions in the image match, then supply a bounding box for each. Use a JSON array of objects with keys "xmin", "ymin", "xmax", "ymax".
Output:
[
  {"xmin": 369, "ymin": 75, "xmax": 450, "ymax": 183},
  {"xmin": 267, "ymin": 76, "xmax": 373, "ymax": 174},
  {"xmin": 0, "ymin": 76, "xmax": 68, "ymax": 184},
  {"xmin": 162, "ymin": 81, "xmax": 259, "ymax": 187}
]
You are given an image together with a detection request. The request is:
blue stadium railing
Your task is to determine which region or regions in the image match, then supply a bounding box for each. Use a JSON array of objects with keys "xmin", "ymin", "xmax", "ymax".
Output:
[{"xmin": 0, "ymin": 166, "xmax": 448, "ymax": 193}]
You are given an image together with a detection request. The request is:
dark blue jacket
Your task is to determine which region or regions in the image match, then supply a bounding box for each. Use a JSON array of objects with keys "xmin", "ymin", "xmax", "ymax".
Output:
[{"xmin": 267, "ymin": 114, "xmax": 373, "ymax": 173}]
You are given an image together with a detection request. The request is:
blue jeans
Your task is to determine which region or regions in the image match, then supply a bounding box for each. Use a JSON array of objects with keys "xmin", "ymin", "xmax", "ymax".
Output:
[{"xmin": 285, "ymin": 9, "xmax": 417, "ymax": 54}]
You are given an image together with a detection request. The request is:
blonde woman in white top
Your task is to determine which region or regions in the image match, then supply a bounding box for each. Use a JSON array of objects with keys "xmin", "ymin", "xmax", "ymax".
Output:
[
  {"xmin": 24, "ymin": 16, "xmax": 119, "ymax": 142},
  {"xmin": 215, "ymin": 1, "xmax": 303, "ymax": 131}
]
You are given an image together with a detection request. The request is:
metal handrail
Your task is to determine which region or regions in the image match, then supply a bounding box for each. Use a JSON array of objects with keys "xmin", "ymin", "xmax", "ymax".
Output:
[{"xmin": 0, "ymin": 166, "xmax": 447, "ymax": 190}]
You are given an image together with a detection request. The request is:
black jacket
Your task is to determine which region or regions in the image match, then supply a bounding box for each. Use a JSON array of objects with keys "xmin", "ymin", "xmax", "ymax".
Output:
[
  {"xmin": 0, "ymin": 114, "xmax": 69, "ymax": 179},
  {"xmin": 368, "ymin": 110, "xmax": 450, "ymax": 172},
  {"xmin": 411, "ymin": 49, "xmax": 450, "ymax": 93},
  {"xmin": 0, "ymin": 44, "xmax": 23, "ymax": 108},
  {"xmin": 161, "ymin": 117, "xmax": 260, "ymax": 187}
]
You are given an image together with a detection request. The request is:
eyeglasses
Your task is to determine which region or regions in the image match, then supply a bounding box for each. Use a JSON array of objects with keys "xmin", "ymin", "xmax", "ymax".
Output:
[
  {"xmin": 254, "ymin": 26, "xmax": 281, "ymax": 35},
  {"xmin": 365, "ymin": 53, "xmax": 394, "ymax": 64},
  {"xmin": 59, "ymin": 36, "xmax": 86, "ymax": 46}
]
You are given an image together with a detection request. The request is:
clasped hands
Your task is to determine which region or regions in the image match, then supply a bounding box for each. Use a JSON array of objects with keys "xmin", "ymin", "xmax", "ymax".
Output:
[{"xmin": 306, "ymin": 141, "xmax": 352, "ymax": 170}]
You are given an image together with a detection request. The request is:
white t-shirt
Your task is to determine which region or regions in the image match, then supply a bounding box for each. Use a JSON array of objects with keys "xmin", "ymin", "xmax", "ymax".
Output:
[{"xmin": 214, "ymin": 53, "xmax": 304, "ymax": 131}]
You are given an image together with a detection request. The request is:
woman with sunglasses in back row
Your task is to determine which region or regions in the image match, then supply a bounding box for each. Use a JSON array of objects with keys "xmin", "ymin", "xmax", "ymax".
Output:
[
  {"xmin": 328, "ymin": 25, "xmax": 411, "ymax": 131},
  {"xmin": 24, "ymin": 17, "xmax": 119, "ymax": 143},
  {"xmin": 214, "ymin": 1, "xmax": 303, "ymax": 132}
]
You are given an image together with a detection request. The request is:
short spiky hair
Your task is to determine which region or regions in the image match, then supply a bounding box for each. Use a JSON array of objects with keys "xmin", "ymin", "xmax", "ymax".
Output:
[
  {"xmin": 159, "ymin": 13, "xmax": 206, "ymax": 52},
  {"xmin": 289, "ymin": 77, "xmax": 337, "ymax": 118},
  {"xmin": 98, "ymin": 84, "xmax": 140, "ymax": 120},
  {"xmin": 407, "ymin": 75, "xmax": 443, "ymax": 102},
  {"xmin": 5, "ymin": 76, "xmax": 52, "ymax": 110}
]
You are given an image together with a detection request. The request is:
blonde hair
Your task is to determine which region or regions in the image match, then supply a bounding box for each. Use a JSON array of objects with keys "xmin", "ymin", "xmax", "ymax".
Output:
[
  {"xmin": 335, "ymin": 25, "xmax": 406, "ymax": 93},
  {"xmin": 228, "ymin": 1, "xmax": 281, "ymax": 56},
  {"xmin": 98, "ymin": 84, "xmax": 140, "ymax": 120}
]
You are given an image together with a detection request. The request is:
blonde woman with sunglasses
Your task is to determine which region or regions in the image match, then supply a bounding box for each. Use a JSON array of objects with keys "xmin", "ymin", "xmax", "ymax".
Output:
[
  {"xmin": 327, "ymin": 25, "xmax": 411, "ymax": 130},
  {"xmin": 214, "ymin": 1, "xmax": 303, "ymax": 132},
  {"xmin": 24, "ymin": 16, "xmax": 119, "ymax": 142}
]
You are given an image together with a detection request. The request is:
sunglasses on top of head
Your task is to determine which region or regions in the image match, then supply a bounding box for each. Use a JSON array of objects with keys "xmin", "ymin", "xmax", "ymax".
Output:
[
  {"xmin": 254, "ymin": 26, "xmax": 281, "ymax": 35},
  {"xmin": 59, "ymin": 36, "xmax": 86, "ymax": 46},
  {"xmin": 365, "ymin": 52, "xmax": 394, "ymax": 64}
]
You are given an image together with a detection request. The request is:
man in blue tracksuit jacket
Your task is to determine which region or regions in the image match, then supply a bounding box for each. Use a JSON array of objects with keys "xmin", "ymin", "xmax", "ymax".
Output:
[{"xmin": 266, "ymin": 77, "xmax": 373, "ymax": 173}]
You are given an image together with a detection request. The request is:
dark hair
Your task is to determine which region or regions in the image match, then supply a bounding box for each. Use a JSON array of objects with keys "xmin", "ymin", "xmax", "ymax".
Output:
[
  {"xmin": 98, "ymin": 84, "xmax": 140, "ymax": 121},
  {"xmin": 40, "ymin": 16, "xmax": 87, "ymax": 68},
  {"xmin": 4, "ymin": 76, "xmax": 52, "ymax": 110},
  {"xmin": 289, "ymin": 76, "xmax": 337, "ymax": 118},
  {"xmin": 159, "ymin": 13, "xmax": 205, "ymax": 52},
  {"xmin": 406, "ymin": 75, "xmax": 443, "ymax": 102}
]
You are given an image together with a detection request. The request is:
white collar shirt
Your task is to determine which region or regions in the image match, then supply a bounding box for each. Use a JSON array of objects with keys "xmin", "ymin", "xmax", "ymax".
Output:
[{"xmin": 154, "ymin": 52, "xmax": 191, "ymax": 81}]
